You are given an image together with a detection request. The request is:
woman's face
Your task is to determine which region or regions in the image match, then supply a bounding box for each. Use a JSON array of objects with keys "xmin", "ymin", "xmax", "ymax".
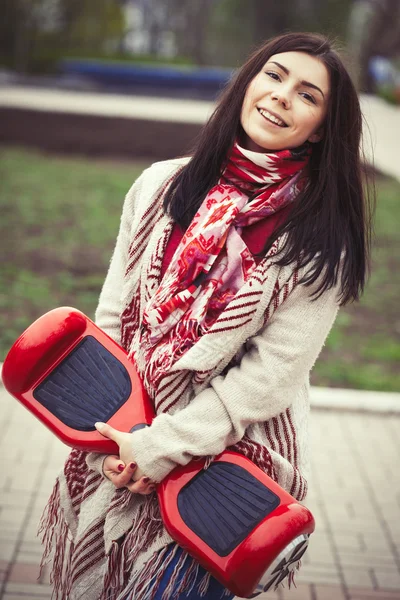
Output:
[{"xmin": 240, "ymin": 51, "xmax": 330, "ymax": 153}]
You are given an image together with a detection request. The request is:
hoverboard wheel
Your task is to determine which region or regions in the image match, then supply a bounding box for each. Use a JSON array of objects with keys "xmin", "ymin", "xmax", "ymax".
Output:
[{"xmin": 249, "ymin": 533, "xmax": 310, "ymax": 597}]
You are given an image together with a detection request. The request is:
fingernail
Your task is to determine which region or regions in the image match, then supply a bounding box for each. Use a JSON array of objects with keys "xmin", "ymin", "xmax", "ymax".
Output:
[
  {"xmin": 143, "ymin": 477, "xmax": 150, "ymax": 483},
  {"xmin": 95, "ymin": 422, "xmax": 105, "ymax": 430},
  {"xmin": 130, "ymin": 462, "xmax": 136, "ymax": 469},
  {"xmin": 117, "ymin": 464, "xmax": 124, "ymax": 472}
]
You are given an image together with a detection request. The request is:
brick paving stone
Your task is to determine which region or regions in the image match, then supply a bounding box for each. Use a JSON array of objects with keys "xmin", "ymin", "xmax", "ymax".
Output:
[
  {"xmin": 304, "ymin": 540, "xmax": 335, "ymax": 566},
  {"xmin": 3, "ymin": 597, "xmax": 53, "ymax": 600},
  {"xmin": 0, "ymin": 492, "xmax": 31, "ymax": 510},
  {"xmin": 374, "ymin": 568, "xmax": 400, "ymax": 591},
  {"xmin": 331, "ymin": 532, "xmax": 364, "ymax": 552},
  {"xmin": 14, "ymin": 553, "xmax": 42, "ymax": 566},
  {"xmin": 0, "ymin": 543, "xmax": 18, "ymax": 563},
  {"xmin": 8, "ymin": 465, "xmax": 41, "ymax": 493},
  {"xmin": 296, "ymin": 568, "xmax": 341, "ymax": 586},
  {"xmin": 278, "ymin": 583, "xmax": 314, "ymax": 599},
  {"xmin": 313, "ymin": 583, "xmax": 347, "ymax": 600},
  {"xmin": 341, "ymin": 565, "xmax": 375, "ymax": 588},
  {"xmin": 3, "ymin": 581, "xmax": 52, "ymax": 596},
  {"xmin": 348, "ymin": 587, "xmax": 400, "ymax": 599},
  {"xmin": 339, "ymin": 551, "xmax": 398, "ymax": 569},
  {"xmin": 8, "ymin": 563, "xmax": 41, "ymax": 584}
]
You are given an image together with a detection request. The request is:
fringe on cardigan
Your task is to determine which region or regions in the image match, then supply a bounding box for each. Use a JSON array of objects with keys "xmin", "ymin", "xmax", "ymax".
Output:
[
  {"xmin": 37, "ymin": 434, "xmax": 288, "ymax": 600},
  {"xmin": 38, "ymin": 478, "xmax": 75, "ymax": 599}
]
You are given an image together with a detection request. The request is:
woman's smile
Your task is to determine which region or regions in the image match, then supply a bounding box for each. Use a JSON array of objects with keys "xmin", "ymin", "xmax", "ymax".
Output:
[{"xmin": 257, "ymin": 107, "xmax": 288, "ymax": 127}]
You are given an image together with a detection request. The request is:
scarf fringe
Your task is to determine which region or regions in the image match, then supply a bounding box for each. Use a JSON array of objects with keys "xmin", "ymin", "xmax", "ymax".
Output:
[
  {"xmin": 197, "ymin": 571, "xmax": 212, "ymax": 596},
  {"xmin": 169, "ymin": 556, "xmax": 200, "ymax": 599},
  {"xmin": 119, "ymin": 545, "xmax": 171, "ymax": 600},
  {"xmin": 159, "ymin": 547, "xmax": 189, "ymax": 600},
  {"xmin": 273, "ymin": 559, "xmax": 301, "ymax": 593},
  {"xmin": 128, "ymin": 496, "xmax": 164, "ymax": 564},
  {"xmin": 120, "ymin": 545, "xmax": 215, "ymax": 600},
  {"xmin": 38, "ymin": 478, "xmax": 74, "ymax": 599},
  {"xmin": 100, "ymin": 496, "xmax": 165, "ymax": 600},
  {"xmin": 287, "ymin": 558, "xmax": 301, "ymax": 590}
]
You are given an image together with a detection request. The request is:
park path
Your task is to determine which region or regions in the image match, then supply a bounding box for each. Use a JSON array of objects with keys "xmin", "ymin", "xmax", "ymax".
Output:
[
  {"xmin": 1, "ymin": 385, "xmax": 400, "ymax": 600},
  {"xmin": 0, "ymin": 85, "xmax": 399, "ymax": 182}
]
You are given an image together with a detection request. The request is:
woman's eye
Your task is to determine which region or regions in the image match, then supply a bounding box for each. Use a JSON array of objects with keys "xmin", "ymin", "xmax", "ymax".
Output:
[
  {"xmin": 301, "ymin": 92, "xmax": 316, "ymax": 104},
  {"xmin": 265, "ymin": 71, "xmax": 280, "ymax": 81}
]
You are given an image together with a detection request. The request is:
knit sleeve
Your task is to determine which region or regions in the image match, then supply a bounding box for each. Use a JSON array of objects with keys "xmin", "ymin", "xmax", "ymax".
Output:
[
  {"xmin": 86, "ymin": 178, "xmax": 142, "ymax": 476},
  {"xmin": 129, "ymin": 278, "xmax": 340, "ymax": 482},
  {"xmin": 94, "ymin": 175, "xmax": 143, "ymax": 344}
]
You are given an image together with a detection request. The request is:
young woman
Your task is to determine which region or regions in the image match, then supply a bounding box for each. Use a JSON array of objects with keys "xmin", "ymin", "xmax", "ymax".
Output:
[{"xmin": 40, "ymin": 32, "xmax": 373, "ymax": 600}]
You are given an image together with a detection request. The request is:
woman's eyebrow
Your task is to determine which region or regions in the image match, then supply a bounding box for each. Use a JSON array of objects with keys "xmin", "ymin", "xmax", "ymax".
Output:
[{"xmin": 268, "ymin": 61, "xmax": 325, "ymax": 98}]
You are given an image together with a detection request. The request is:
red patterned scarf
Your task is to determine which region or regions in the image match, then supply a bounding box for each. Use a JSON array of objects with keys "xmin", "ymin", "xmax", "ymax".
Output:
[{"xmin": 134, "ymin": 142, "xmax": 310, "ymax": 398}]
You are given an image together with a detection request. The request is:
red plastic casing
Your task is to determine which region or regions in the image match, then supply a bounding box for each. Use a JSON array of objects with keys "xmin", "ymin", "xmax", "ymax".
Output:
[
  {"xmin": 158, "ymin": 453, "xmax": 314, "ymax": 597},
  {"xmin": 2, "ymin": 307, "xmax": 315, "ymax": 598},
  {"xmin": 1, "ymin": 307, "xmax": 153, "ymax": 454}
]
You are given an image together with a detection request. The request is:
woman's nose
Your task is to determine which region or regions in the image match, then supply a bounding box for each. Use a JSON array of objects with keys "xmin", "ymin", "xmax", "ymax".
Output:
[{"xmin": 271, "ymin": 90, "xmax": 290, "ymax": 109}]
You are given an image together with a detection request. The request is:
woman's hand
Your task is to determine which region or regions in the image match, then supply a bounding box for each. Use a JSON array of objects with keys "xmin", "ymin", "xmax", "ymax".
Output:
[{"xmin": 96, "ymin": 422, "xmax": 156, "ymax": 495}]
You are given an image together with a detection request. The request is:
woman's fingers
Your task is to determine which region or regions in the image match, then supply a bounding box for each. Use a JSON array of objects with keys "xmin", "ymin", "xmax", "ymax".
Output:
[
  {"xmin": 102, "ymin": 456, "xmax": 155, "ymax": 494},
  {"xmin": 112, "ymin": 462, "xmax": 138, "ymax": 488},
  {"xmin": 95, "ymin": 423, "xmax": 135, "ymax": 467},
  {"xmin": 95, "ymin": 421, "xmax": 123, "ymax": 444},
  {"xmin": 104, "ymin": 460, "xmax": 137, "ymax": 489},
  {"xmin": 102, "ymin": 454, "xmax": 124, "ymax": 479},
  {"xmin": 126, "ymin": 476, "xmax": 156, "ymax": 496}
]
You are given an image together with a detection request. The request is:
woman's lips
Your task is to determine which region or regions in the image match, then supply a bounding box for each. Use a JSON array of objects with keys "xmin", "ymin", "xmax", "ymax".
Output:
[{"xmin": 257, "ymin": 107, "xmax": 288, "ymax": 127}]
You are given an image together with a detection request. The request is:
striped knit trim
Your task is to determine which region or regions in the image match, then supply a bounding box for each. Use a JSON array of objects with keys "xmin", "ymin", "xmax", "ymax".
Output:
[
  {"xmin": 155, "ymin": 372, "xmax": 192, "ymax": 414},
  {"xmin": 126, "ymin": 206, "xmax": 164, "ymax": 277},
  {"xmin": 125, "ymin": 172, "xmax": 180, "ymax": 279},
  {"xmin": 120, "ymin": 283, "xmax": 140, "ymax": 349},
  {"xmin": 229, "ymin": 436, "xmax": 276, "ymax": 481},
  {"xmin": 144, "ymin": 222, "xmax": 173, "ymax": 304},
  {"xmin": 263, "ymin": 407, "xmax": 308, "ymax": 501},
  {"xmin": 263, "ymin": 268, "xmax": 299, "ymax": 325}
]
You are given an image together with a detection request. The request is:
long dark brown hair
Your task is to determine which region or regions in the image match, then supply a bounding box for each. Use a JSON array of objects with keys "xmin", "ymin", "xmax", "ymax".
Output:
[{"xmin": 163, "ymin": 32, "xmax": 374, "ymax": 305}]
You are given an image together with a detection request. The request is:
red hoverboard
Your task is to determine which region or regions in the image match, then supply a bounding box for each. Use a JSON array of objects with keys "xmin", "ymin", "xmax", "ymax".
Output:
[{"xmin": 2, "ymin": 307, "xmax": 315, "ymax": 598}]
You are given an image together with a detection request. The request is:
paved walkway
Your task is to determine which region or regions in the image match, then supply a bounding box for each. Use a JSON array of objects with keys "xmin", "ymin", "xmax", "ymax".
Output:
[
  {"xmin": 0, "ymin": 86, "xmax": 399, "ymax": 182},
  {"xmin": 1, "ymin": 385, "xmax": 399, "ymax": 600}
]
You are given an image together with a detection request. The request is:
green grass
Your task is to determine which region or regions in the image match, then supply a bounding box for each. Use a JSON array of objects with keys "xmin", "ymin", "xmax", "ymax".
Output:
[
  {"xmin": 311, "ymin": 176, "xmax": 400, "ymax": 391},
  {"xmin": 0, "ymin": 147, "xmax": 149, "ymax": 355},
  {"xmin": 1, "ymin": 146, "xmax": 399, "ymax": 392}
]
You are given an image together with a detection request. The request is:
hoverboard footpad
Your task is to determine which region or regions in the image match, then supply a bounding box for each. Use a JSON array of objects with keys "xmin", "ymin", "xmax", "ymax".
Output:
[
  {"xmin": 33, "ymin": 336, "xmax": 131, "ymax": 431},
  {"xmin": 178, "ymin": 461, "xmax": 280, "ymax": 556}
]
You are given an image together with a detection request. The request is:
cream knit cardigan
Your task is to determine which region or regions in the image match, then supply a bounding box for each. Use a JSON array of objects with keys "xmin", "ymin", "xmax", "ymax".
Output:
[
  {"xmin": 44, "ymin": 156, "xmax": 342, "ymax": 600},
  {"xmin": 89, "ymin": 156, "xmax": 340, "ymax": 496}
]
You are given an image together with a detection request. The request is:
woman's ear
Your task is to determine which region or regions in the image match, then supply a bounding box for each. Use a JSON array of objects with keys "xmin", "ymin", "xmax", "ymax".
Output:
[{"xmin": 308, "ymin": 128, "xmax": 324, "ymax": 143}]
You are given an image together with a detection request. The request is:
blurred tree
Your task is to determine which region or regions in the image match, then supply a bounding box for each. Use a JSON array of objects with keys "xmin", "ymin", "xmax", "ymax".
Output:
[
  {"xmin": 0, "ymin": 0, "xmax": 355, "ymax": 72},
  {"xmin": 251, "ymin": 0, "xmax": 292, "ymax": 43},
  {"xmin": 206, "ymin": 0, "xmax": 254, "ymax": 67},
  {"xmin": 206, "ymin": 0, "xmax": 353, "ymax": 67},
  {"xmin": 0, "ymin": 0, "xmax": 57, "ymax": 72},
  {"xmin": 0, "ymin": 0, "xmax": 126, "ymax": 73},
  {"xmin": 58, "ymin": 0, "xmax": 125, "ymax": 53},
  {"xmin": 168, "ymin": 0, "xmax": 215, "ymax": 65}
]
